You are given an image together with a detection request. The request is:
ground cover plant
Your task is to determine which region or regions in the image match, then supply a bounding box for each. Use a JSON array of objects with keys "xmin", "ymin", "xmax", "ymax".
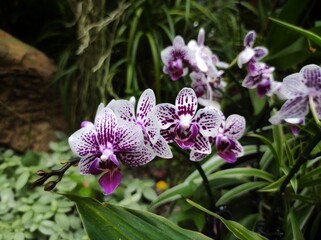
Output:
[{"xmin": 2, "ymin": 0, "xmax": 321, "ymax": 239}]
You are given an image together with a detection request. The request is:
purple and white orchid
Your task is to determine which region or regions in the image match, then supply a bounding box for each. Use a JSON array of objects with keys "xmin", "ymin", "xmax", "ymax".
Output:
[
  {"xmin": 237, "ymin": 31, "xmax": 268, "ymax": 69},
  {"xmin": 113, "ymin": 89, "xmax": 173, "ymax": 159},
  {"xmin": 68, "ymin": 106, "xmax": 153, "ymax": 195},
  {"xmin": 190, "ymin": 113, "xmax": 245, "ymax": 163},
  {"xmin": 187, "ymin": 28, "xmax": 228, "ymax": 107},
  {"xmin": 161, "ymin": 36, "xmax": 195, "ymax": 81},
  {"xmin": 269, "ymin": 64, "xmax": 321, "ymax": 125},
  {"xmin": 154, "ymin": 87, "xmax": 222, "ymax": 154}
]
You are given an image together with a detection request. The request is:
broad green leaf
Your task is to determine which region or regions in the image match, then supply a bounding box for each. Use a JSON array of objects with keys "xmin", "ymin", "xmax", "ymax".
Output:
[
  {"xmin": 216, "ymin": 181, "xmax": 267, "ymax": 206},
  {"xmin": 208, "ymin": 168, "xmax": 275, "ymax": 183},
  {"xmin": 15, "ymin": 172, "xmax": 30, "ymax": 190},
  {"xmin": 186, "ymin": 199, "xmax": 267, "ymax": 240},
  {"xmin": 66, "ymin": 195, "xmax": 211, "ymax": 240},
  {"xmin": 269, "ymin": 17, "xmax": 321, "ymax": 47}
]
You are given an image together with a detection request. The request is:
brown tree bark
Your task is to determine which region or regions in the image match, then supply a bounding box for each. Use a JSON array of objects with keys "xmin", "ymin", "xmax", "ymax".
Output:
[{"xmin": 0, "ymin": 29, "xmax": 67, "ymax": 152}]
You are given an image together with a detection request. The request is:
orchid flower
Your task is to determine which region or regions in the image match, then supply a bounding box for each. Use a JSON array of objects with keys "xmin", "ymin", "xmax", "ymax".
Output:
[
  {"xmin": 237, "ymin": 31, "xmax": 268, "ymax": 69},
  {"xmin": 161, "ymin": 36, "xmax": 195, "ymax": 80},
  {"xmin": 154, "ymin": 87, "xmax": 222, "ymax": 154},
  {"xmin": 269, "ymin": 64, "xmax": 321, "ymax": 125},
  {"xmin": 242, "ymin": 62, "xmax": 276, "ymax": 97},
  {"xmin": 68, "ymin": 107, "xmax": 153, "ymax": 195},
  {"xmin": 113, "ymin": 89, "xmax": 173, "ymax": 159},
  {"xmin": 190, "ymin": 113, "xmax": 246, "ymax": 163}
]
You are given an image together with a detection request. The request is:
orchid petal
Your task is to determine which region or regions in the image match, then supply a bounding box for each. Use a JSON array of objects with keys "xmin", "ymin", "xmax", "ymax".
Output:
[
  {"xmin": 136, "ymin": 89, "xmax": 156, "ymax": 122},
  {"xmin": 68, "ymin": 126, "xmax": 99, "ymax": 157},
  {"xmin": 81, "ymin": 121, "xmax": 94, "ymax": 128},
  {"xmin": 113, "ymin": 125, "xmax": 143, "ymax": 152},
  {"xmin": 196, "ymin": 54, "xmax": 208, "ymax": 72},
  {"xmin": 152, "ymin": 135, "xmax": 173, "ymax": 159},
  {"xmin": 242, "ymin": 73, "xmax": 262, "ymax": 88},
  {"xmin": 173, "ymin": 36, "xmax": 186, "ymax": 48},
  {"xmin": 197, "ymin": 28, "xmax": 205, "ymax": 46},
  {"xmin": 78, "ymin": 155, "xmax": 99, "ymax": 175},
  {"xmin": 269, "ymin": 96, "xmax": 309, "ymax": 124},
  {"xmin": 253, "ymin": 47, "xmax": 268, "ymax": 60},
  {"xmin": 98, "ymin": 169, "xmax": 122, "ymax": 195},
  {"xmin": 95, "ymin": 107, "xmax": 117, "ymax": 145},
  {"xmin": 224, "ymin": 114, "xmax": 246, "ymax": 140},
  {"xmin": 106, "ymin": 100, "xmax": 115, "ymax": 111},
  {"xmin": 88, "ymin": 158, "xmax": 104, "ymax": 175},
  {"xmin": 176, "ymin": 88, "xmax": 198, "ymax": 118},
  {"xmin": 216, "ymin": 136, "xmax": 243, "ymax": 163},
  {"xmin": 143, "ymin": 114, "xmax": 160, "ymax": 144},
  {"xmin": 161, "ymin": 47, "xmax": 172, "ymax": 65},
  {"xmin": 244, "ymin": 31, "xmax": 256, "ymax": 47},
  {"xmin": 113, "ymin": 100, "xmax": 136, "ymax": 125},
  {"xmin": 160, "ymin": 125, "xmax": 175, "ymax": 143},
  {"xmin": 237, "ymin": 47, "xmax": 255, "ymax": 68},
  {"xmin": 193, "ymin": 107, "xmax": 222, "ymax": 137},
  {"xmin": 300, "ymin": 64, "xmax": 321, "ymax": 90},
  {"xmin": 257, "ymin": 79, "xmax": 271, "ymax": 97},
  {"xmin": 118, "ymin": 146, "xmax": 154, "ymax": 167},
  {"xmin": 280, "ymin": 73, "xmax": 308, "ymax": 98},
  {"xmin": 190, "ymin": 134, "xmax": 211, "ymax": 154},
  {"xmin": 190, "ymin": 151, "xmax": 207, "ymax": 162},
  {"xmin": 154, "ymin": 103, "xmax": 179, "ymax": 129}
]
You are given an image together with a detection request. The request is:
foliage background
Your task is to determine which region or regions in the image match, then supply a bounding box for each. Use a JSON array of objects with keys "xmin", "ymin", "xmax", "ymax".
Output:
[{"xmin": 1, "ymin": 0, "xmax": 321, "ymax": 239}]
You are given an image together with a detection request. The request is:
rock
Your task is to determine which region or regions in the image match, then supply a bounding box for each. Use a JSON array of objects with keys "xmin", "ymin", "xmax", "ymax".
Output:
[{"xmin": 0, "ymin": 29, "xmax": 66, "ymax": 152}]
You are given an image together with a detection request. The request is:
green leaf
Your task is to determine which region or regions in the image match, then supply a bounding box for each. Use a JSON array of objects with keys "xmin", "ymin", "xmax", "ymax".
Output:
[
  {"xmin": 208, "ymin": 168, "xmax": 275, "ymax": 183},
  {"xmin": 289, "ymin": 210, "xmax": 304, "ymax": 240},
  {"xmin": 66, "ymin": 195, "xmax": 211, "ymax": 240},
  {"xmin": 186, "ymin": 199, "xmax": 267, "ymax": 240},
  {"xmin": 216, "ymin": 181, "xmax": 267, "ymax": 206},
  {"xmin": 258, "ymin": 175, "xmax": 286, "ymax": 192},
  {"xmin": 269, "ymin": 17, "xmax": 321, "ymax": 47},
  {"xmin": 15, "ymin": 172, "xmax": 30, "ymax": 190}
]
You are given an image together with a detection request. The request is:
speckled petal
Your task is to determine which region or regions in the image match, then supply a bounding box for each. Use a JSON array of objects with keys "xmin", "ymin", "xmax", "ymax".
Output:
[
  {"xmin": 193, "ymin": 107, "xmax": 222, "ymax": 137},
  {"xmin": 280, "ymin": 73, "xmax": 308, "ymax": 98},
  {"xmin": 190, "ymin": 134, "xmax": 211, "ymax": 154},
  {"xmin": 151, "ymin": 135, "xmax": 173, "ymax": 159},
  {"xmin": 95, "ymin": 107, "xmax": 117, "ymax": 146},
  {"xmin": 175, "ymin": 88, "xmax": 198, "ymax": 118},
  {"xmin": 118, "ymin": 145, "xmax": 154, "ymax": 167},
  {"xmin": 69, "ymin": 126, "xmax": 100, "ymax": 157},
  {"xmin": 143, "ymin": 114, "xmax": 160, "ymax": 144},
  {"xmin": 113, "ymin": 125, "xmax": 143, "ymax": 152},
  {"xmin": 190, "ymin": 150, "xmax": 207, "ymax": 162},
  {"xmin": 136, "ymin": 89, "xmax": 156, "ymax": 121},
  {"xmin": 113, "ymin": 100, "xmax": 136, "ymax": 125},
  {"xmin": 300, "ymin": 64, "xmax": 321, "ymax": 90},
  {"xmin": 224, "ymin": 114, "xmax": 246, "ymax": 140},
  {"xmin": 269, "ymin": 96, "xmax": 309, "ymax": 124},
  {"xmin": 78, "ymin": 155, "xmax": 99, "ymax": 175},
  {"xmin": 154, "ymin": 103, "xmax": 179, "ymax": 129}
]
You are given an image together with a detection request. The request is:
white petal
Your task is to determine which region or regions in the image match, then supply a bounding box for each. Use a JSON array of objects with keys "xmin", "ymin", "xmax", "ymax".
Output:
[
  {"xmin": 175, "ymin": 87, "xmax": 198, "ymax": 118},
  {"xmin": 95, "ymin": 107, "xmax": 117, "ymax": 145},
  {"xmin": 151, "ymin": 135, "xmax": 173, "ymax": 159},
  {"xmin": 237, "ymin": 48, "xmax": 255, "ymax": 68},
  {"xmin": 154, "ymin": 103, "xmax": 179, "ymax": 129},
  {"xmin": 136, "ymin": 89, "xmax": 156, "ymax": 122},
  {"xmin": 224, "ymin": 114, "xmax": 246, "ymax": 140},
  {"xmin": 113, "ymin": 100, "xmax": 136, "ymax": 125},
  {"xmin": 193, "ymin": 107, "xmax": 222, "ymax": 137},
  {"xmin": 281, "ymin": 73, "xmax": 308, "ymax": 98}
]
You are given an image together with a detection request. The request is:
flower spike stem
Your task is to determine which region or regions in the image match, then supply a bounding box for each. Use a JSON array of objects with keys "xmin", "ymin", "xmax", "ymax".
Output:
[
  {"xmin": 309, "ymin": 96, "xmax": 321, "ymax": 127},
  {"xmin": 32, "ymin": 157, "xmax": 80, "ymax": 191},
  {"xmin": 265, "ymin": 130, "xmax": 321, "ymax": 235}
]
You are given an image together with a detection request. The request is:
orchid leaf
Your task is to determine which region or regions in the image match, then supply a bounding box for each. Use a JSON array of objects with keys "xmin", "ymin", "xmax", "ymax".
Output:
[
  {"xmin": 66, "ymin": 195, "xmax": 211, "ymax": 240},
  {"xmin": 216, "ymin": 181, "xmax": 267, "ymax": 206},
  {"xmin": 269, "ymin": 17, "xmax": 321, "ymax": 47},
  {"xmin": 186, "ymin": 199, "xmax": 267, "ymax": 240}
]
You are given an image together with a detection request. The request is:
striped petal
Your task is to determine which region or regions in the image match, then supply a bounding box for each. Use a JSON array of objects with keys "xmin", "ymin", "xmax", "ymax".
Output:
[
  {"xmin": 113, "ymin": 100, "xmax": 136, "ymax": 125},
  {"xmin": 118, "ymin": 145, "xmax": 154, "ymax": 167},
  {"xmin": 154, "ymin": 103, "xmax": 179, "ymax": 129},
  {"xmin": 136, "ymin": 89, "xmax": 156, "ymax": 122},
  {"xmin": 113, "ymin": 125, "xmax": 143, "ymax": 152},
  {"xmin": 224, "ymin": 114, "xmax": 246, "ymax": 140},
  {"xmin": 95, "ymin": 107, "xmax": 117, "ymax": 146},
  {"xmin": 193, "ymin": 107, "xmax": 222, "ymax": 137},
  {"xmin": 190, "ymin": 134, "xmax": 211, "ymax": 154},
  {"xmin": 176, "ymin": 88, "xmax": 198, "ymax": 118}
]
